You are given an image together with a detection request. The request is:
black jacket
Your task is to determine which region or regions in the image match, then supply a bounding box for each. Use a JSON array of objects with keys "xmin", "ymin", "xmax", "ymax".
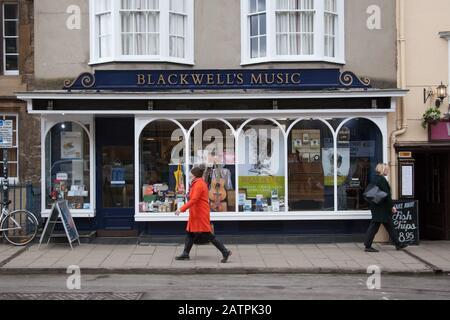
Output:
[{"xmin": 368, "ymin": 175, "xmax": 394, "ymax": 223}]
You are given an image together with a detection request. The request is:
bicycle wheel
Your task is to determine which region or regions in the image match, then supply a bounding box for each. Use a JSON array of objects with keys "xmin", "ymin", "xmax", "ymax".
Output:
[{"xmin": 1, "ymin": 210, "xmax": 39, "ymax": 246}]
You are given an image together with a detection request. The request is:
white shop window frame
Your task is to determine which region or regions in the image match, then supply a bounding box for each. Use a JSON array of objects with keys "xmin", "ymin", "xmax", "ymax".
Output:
[
  {"xmin": 89, "ymin": 0, "xmax": 194, "ymax": 65},
  {"xmin": 0, "ymin": 113, "xmax": 19, "ymax": 183},
  {"xmin": 240, "ymin": 0, "xmax": 345, "ymax": 65},
  {"xmin": 135, "ymin": 113, "xmax": 387, "ymax": 222},
  {"xmin": 40, "ymin": 115, "xmax": 95, "ymax": 218}
]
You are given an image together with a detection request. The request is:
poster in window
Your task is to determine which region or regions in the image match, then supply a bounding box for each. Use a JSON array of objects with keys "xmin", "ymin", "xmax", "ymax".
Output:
[
  {"xmin": 61, "ymin": 132, "xmax": 82, "ymax": 159},
  {"xmin": 322, "ymin": 148, "xmax": 350, "ymax": 186}
]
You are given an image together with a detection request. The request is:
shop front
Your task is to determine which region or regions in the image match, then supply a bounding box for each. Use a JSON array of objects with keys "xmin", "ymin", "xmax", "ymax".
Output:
[{"xmin": 19, "ymin": 69, "xmax": 407, "ymax": 237}]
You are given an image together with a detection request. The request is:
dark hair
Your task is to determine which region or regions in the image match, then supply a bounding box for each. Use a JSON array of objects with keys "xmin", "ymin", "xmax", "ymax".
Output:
[{"xmin": 190, "ymin": 164, "xmax": 206, "ymax": 178}]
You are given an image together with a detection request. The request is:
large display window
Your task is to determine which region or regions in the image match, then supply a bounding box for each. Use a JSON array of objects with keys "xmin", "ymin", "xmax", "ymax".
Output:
[
  {"xmin": 190, "ymin": 119, "xmax": 236, "ymax": 212},
  {"xmin": 237, "ymin": 119, "xmax": 286, "ymax": 213},
  {"xmin": 45, "ymin": 122, "xmax": 91, "ymax": 210},
  {"xmin": 134, "ymin": 115, "xmax": 386, "ymax": 220},
  {"xmin": 336, "ymin": 118, "xmax": 383, "ymax": 211},
  {"xmin": 139, "ymin": 120, "xmax": 187, "ymax": 213},
  {"xmin": 287, "ymin": 119, "xmax": 335, "ymax": 211}
]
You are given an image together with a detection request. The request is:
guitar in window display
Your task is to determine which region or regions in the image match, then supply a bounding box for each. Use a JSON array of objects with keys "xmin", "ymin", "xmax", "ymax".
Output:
[{"xmin": 209, "ymin": 163, "xmax": 227, "ymax": 212}]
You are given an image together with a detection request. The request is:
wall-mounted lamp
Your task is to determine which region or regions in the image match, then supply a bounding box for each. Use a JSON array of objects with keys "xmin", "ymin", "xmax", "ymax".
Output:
[{"xmin": 424, "ymin": 82, "xmax": 448, "ymax": 107}]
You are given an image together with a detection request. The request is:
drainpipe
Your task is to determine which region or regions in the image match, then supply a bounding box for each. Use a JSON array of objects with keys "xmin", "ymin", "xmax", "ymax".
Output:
[{"xmin": 390, "ymin": 0, "xmax": 408, "ymax": 198}]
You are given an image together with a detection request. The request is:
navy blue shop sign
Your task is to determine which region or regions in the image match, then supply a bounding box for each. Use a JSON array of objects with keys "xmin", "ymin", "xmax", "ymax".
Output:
[{"xmin": 63, "ymin": 69, "xmax": 371, "ymax": 91}]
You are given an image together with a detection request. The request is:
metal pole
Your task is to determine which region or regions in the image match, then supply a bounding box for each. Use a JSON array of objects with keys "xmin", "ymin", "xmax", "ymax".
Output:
[{"xmin": 3, "ymin": 148, "xmax": 8, "ymax": 205}]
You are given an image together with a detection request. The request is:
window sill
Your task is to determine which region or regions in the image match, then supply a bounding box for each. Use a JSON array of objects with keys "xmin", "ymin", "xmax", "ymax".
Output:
[
  {"xmin": 2, "ymin": 71, "xmax": 19, "ymax": 76},
  {"xmin": 241, "ymin": 56, "xmax": 346, "ymax": 66},
  {"xmin": 135, "ymin": 211, "xmax": 371, "ymax": 222},
  {"xmin": 41, "ymin": 209, "xmax": 95, "ymax": 218},
  {"xmin": 88, "ymin": 57, "xmax": 195, "ymax": 66}
]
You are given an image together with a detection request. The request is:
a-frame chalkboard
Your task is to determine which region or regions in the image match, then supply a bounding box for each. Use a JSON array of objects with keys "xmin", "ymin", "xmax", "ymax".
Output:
[{"xmin": 39, "ymin": 200, "xmax": 81, "ymax": 250}]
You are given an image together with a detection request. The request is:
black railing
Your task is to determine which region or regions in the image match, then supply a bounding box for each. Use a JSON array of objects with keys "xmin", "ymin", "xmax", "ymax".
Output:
[{"xmin": 0, "ymin": 182, "xmax": 41, "ymax": 223}]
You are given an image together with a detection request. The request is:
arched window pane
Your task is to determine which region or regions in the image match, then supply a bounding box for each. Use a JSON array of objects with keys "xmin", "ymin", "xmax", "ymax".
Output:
[
  {"xmin": 238, "ymin": 120, "xmax": 285, "ymax": 212},
  {"xmin": 139, "ymin": 120, "xmax": 186, "ymax": 213},
  {"xmin": 337, "ymin": 118, "xmax": 383, "ymax": 211},
  {"xmin": 45, "ymin": 122, "xmax": 91, "ymax": 210},
  {"xmin": 190, "ymin": 120, "xmax": 236, "ymax": 212},
  {"xmin": 288, "ymin": 119, "xmax": 334, "ymax": 211}
]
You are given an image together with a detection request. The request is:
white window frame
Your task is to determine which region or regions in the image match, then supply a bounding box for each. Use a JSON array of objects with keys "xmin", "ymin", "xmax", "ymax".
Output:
[
  {"xmin": 2, "ymin": 2, "xmax": 19, "ymax": 75},
  {"xmin": 0, "ymin": 113, "xmax": 19, "ymax": 183},
  {"xmin": 248, "ymin": 0, "xmax": 267, "ymax": 59},
  {"xmin": 89, "ymin": 0, "xmax": 194, "ymax": 65},
  {"xmin": 40, "ymin": 115, "xmax": 96, "ymax": 218},
  {"xmin": 324, "ymin": 0, "xmax": 338, "ymax": 58},
  {"xmin": 241, "ymin": 0, "xmax": 345, "ymax": 65}
]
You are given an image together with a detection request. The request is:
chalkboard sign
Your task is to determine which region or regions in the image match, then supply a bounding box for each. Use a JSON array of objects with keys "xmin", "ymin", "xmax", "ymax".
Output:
[
  {"xmin": 392, "ymin": 200, "xmax": 419, "ymax": 245},
  {"xmin": 57, "ymin": 200, "xmax": 80, "ymax": 244},
  {"xmin": 38, "ymin": 204, "xmax": 59, "ymax": 247},
  {"xmin": 39, "ymin": 200, "xmax": 80, "ymax": 249}
]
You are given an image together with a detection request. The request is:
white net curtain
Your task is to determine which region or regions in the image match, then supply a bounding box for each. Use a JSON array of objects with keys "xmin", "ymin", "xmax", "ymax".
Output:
[
  {"xmin": 169, "ymin": 0, "xmax": 186, "ymax": 59},
  {"xmin": 120, "ymin": 0, "xmax": 160, "ymax": 56},
  {"xmin": 276, "ymin": 0, "xmax": 314, "ymax": 56},
  {"xmin": 324, "ymin": 0, "xmax": 337, "ymax": 57},
  {"xmin": 95, "ymin": 0, "xmax": 112, "ymax": 58}
]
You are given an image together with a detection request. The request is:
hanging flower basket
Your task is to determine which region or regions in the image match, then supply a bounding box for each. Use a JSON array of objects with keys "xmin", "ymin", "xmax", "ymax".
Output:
[{"xmin": 422, "ymin": 107, "xmax": 441, "ymax": 128}]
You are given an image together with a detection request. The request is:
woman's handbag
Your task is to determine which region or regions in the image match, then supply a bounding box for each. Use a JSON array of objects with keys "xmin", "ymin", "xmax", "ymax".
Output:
[{"xmin": 363, "ymin": 184, "xmax": 388, "ymax": 205}]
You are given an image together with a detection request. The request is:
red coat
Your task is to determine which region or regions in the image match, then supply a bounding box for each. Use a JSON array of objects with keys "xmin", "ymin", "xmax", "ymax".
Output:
[{"xmin": 179, "ymin": 178, "xmax": 212, "ymax": 233}]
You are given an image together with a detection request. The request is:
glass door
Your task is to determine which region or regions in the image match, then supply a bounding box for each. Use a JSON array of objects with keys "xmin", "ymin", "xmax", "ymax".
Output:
[{"xmin": 96, "ymin": 118, "xmax": 136, "ymax": 234}]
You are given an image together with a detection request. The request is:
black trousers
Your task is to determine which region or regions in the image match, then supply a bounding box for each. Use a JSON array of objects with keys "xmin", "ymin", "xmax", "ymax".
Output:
[
  {"xmin": 364, "ymin": 220, "xmax": 400, "ymax": 248},
  {"xmin": 182, "ymin": 232, "xmax": 229, "ymax": 256}
]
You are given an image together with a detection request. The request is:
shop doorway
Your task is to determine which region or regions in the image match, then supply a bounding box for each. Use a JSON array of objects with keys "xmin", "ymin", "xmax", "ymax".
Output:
[
  {"xmin": 415, "ymin": 152, "xmax": 450, "ymax": 240},
  {"xmin": 96, "ymin": 118, "xmax": 137, "ymax": 237}
]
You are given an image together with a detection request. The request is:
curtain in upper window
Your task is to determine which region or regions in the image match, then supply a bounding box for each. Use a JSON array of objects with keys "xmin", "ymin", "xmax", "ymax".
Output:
[
  {"xmin": 169, "ymin": 0, "xmax": 186, "ymax": 58},
  {"xmin": 324, "ymin": 0, "xmax": 337, "ymax": 57},
  {"xmin": 120, "ymin": 0, "xmax": 160, "ymax": 56},
  {"xmin": 276, "ymin": 0, "xmax": 314, "ymax": 56}
]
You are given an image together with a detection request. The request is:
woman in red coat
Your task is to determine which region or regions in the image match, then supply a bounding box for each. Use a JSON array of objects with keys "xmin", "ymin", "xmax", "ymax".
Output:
[{"xmin": 175, "ymin": 165, "xmax": 232, "ymax": 263}]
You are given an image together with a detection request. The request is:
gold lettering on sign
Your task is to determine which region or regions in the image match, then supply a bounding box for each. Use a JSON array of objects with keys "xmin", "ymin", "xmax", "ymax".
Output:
[
  {"xmin": 226, "ymin": 74, "xmax": 234, "ymax": 85},
  {"xmin": 157, "ymin": 74, "xmax": 166, "ymax": 85},
  {"xmin": 291, "ymin": 73, "xmax": 301, "ymax": 84},
  {"xmin": 192, "ymin": 74, "xmax": 204, "ymax": 85},
  {"xmin": 180, "ymin": 74, "xmax": 189, "ymax": 85},
  {"xmin": 236, "ymin": 73, "xmax": 244, "ymax": 85},
  {"xmin": 168, "ymin": 74, "xmax": 178, "ymax": 85},
  {"xmin": 137, "ymin": 74, "xmax": 146, "ymax": 85},
  {"xmin": 276, "ymin": 73, "xmax": 284, "ymax": 84},
  {"xmin": 265, "ymin": 73, "xmax": 275, "ymax": 85},
  {"xmin": 148, "ymin": 74, "xmax": 156, "ymax": 85},
  {"xmin": 216, "ymin": 74, "xmax": 225, "ymax": 85},
  {"xmin": 207, "ymin": 74, "xmax": 214, "ymax": 85},
  {"xmin": 251, "ymin": 73, "xmax": 263, "ymax": 84}
]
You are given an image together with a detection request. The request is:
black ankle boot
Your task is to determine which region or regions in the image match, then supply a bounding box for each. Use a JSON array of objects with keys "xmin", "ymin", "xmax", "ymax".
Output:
[
  {"xmin": 221, "ymin": 250, "xmax": 232, "ymax": 263},
  {"xmin": 175, "ymin": 252, "xmax": 190, "ymax": 261}
]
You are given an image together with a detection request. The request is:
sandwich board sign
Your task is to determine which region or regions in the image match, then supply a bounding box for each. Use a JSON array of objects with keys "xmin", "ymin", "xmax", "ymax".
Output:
[
  {"xmin": 0, "ymin": 120, "xmax": 13, "ymax": 148},
  {"xmin": 39, "ymin": 200, "xmax": 80, "ymax": 249}
]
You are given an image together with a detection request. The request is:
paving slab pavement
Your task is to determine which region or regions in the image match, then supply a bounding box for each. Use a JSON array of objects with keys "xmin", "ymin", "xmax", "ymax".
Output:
[{"xmin": 0, "ymin": 241, "xmax": 448, "ymax": 275}]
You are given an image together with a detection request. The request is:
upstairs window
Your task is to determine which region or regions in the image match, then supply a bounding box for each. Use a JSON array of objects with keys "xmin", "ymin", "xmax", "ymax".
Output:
[
  {"xmin": 248, "ymin": 0, "xmax": 267, "ymax": 59},
  {"xmin": 90, "ymin": 0, "xmax": 194, "ymax": 64},
  {"xmin": 241, "ymin": 0, "xmax": 344, "ymax": 65},
  {"xmin": 2, "ymin": 2, "xmax": 19, "ymax": 75}
]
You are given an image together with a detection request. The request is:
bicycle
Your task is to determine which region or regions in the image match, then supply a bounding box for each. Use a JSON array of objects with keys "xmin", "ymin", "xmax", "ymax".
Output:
[{"xmin": 0, "ymin": 200, "xmax": 39, "ymax": 246}]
